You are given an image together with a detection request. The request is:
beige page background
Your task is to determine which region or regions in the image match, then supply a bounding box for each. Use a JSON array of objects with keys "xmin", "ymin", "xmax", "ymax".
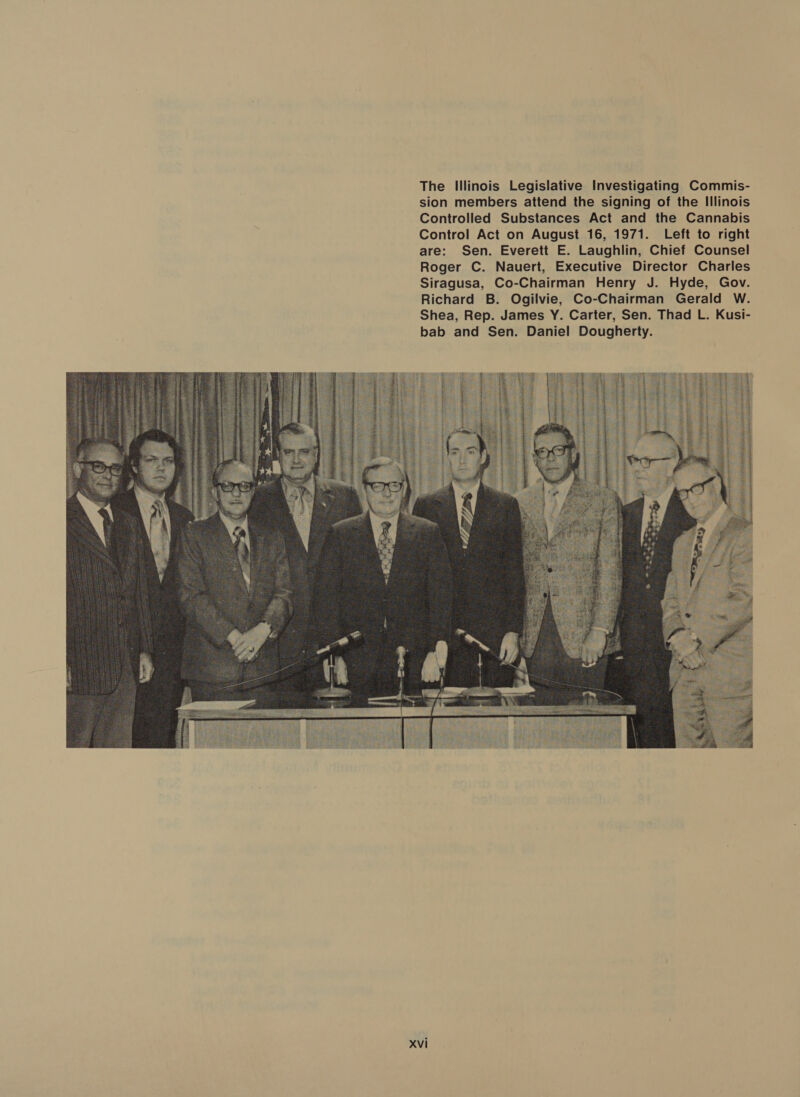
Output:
[{"xmin": 2, "ymin": 2, "xmax": 796, "ymax": 1094}]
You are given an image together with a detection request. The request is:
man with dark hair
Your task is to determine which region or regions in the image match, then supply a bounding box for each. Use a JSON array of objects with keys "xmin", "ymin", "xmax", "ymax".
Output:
[
  {"xmin": 413, "ymin": 428, "xmax": 523, "ymax": 686},
  {"xmin": 515, "ymin": 423, "xmax": 622, "ymax": 690},
  {"xmin": 176, "ymin": 459, "xmax": 293, "ymax": 702},
  {"xmin": 619, "ymin": 430, "xmax": 694, "ymax": 748},
  {"xmin": 314, "ymin": 456, "xmax": 452, "ymax": 695},
  {"xmin": 67, "ymin": 439, "xmax": 154, "ymax": 747},
  {"xmin": 248, "ymin": 421, "xmax": 361, "ymax": 688},
  {"xmin": 662, "ymin": 457, "xmax": 752, "ymax": 747},
  {"xmin": 114, "ymin": 428, "xmax": 194, "ymax": 747}
]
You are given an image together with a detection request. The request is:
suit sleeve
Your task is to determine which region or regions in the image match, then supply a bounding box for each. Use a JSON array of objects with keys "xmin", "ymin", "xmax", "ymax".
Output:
[
  {"xmin": 697, "ymin": 524, "xmax": 753, "ymax": 652},
  {"xmin": 175, "ymin": 524, "xmax": 238, "ymax": 647},
  {"xmin": 661, "ymin": 548, "xmax": 682, "ymax": 645},
  {"xmin": 503, "ymin": 497, "xmax": 525, "ymax": 635},
  {"xmin": 131, "ymin": 517, "xmax": 154, "ymax": 654},
  {"xmin": 426, "ymin": 525, "xmax": 453, "ymax": 647},
  {"xmin": 260, "ymin": 530, "xmax": 293, "ymax": 633},
  {"xmin": 343, "ymin": 486, "xmax": 362, "ymax": 520},
  {"xmin": 592, "ymin": 489, "xmax": 622, "ymax": 634},
  {"xmin": 312, "ymin": 527, "xmax": 343, "ymax": 646}
]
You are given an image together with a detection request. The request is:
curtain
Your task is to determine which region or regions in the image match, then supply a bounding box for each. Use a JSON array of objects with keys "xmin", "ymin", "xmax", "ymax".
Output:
[
  {"xmin": 66, "ymin": 373, "xmax": 271, "ymax": 517},
  {"xmin": 278, "ymin": 372, "xmax": 549, "ymax": 501},
  {"xmin": 547, "ymin": 373, "xmax": 752, "ymax": 519}
]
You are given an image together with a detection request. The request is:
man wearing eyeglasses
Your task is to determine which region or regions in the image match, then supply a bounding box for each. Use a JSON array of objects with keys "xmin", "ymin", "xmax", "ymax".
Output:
[
  {"xmin": 314, "ymin": 456, "xmax": 452, "ymax": 695},
  {"xmin": 662, "ymin": 457, "xmax": 752, "ymax": 747},
  {"xmin": 619, "ymin": 431, "xmax": 695, "ymax": 747},
  {"xmin": 176, "ymin": 459, "xmax": 293, "ymax": 703},
  {"xmin": 413, "ymin": 428, "xmax": 523, "ymax": 686},
  {"xmin": 248, "ymin": 422, "xmax": 361, "ymax": 690},
  {"xmin": 515, "ymin": 423, "xmax": 622, "ymax": 690},
  {"xmin": 67, "ymin": 438, "xmax": 154, "ymax": 747},
  {"xmin": 113, "ymin": 429, "xmax": 194, "ymax": 747}
]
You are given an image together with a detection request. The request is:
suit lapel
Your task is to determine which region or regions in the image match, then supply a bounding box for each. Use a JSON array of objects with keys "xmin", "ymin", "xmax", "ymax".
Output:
[
  {"xmin": 357, "ymin": 513, "xmax": 385, "ymax": 586},
  {"xmin": 308, "ymin": 477, "xmax": 333, "ymax": 559},
  {"xmin": 68, "ymin": 495, "xmax": 117, "ymax": 569},
  {"xmin": 386, "ymin": 511, "xmax": 412, "ymax": 591},
  {"xmin": 522, "ymin": 482, "xmax": 548, "ymax": 543},
  {"xmin": 463, "ymin": 482, "xmax": 487, "ymax": 556},
  {"xmin": 123, "ymin": 488, "xmax": 163, "ymax": 587},
  {"xmin": 435, "ymin": 486, "xmax": 463, "ymax": 558},
  {"xmin": 551, "ymin": 477, "xmax": 590, "ymax": 538},
  {"xmin": 688, "ymin": 508, "xmax": 732, "ymax": 594},
  {"xmin": 212, "ymin": 513, "xmax": 251, "ymax": 599}
]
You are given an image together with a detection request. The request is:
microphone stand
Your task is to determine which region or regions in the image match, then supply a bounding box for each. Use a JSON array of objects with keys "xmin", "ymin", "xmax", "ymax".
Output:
[
  {"xmin": 311, "ymin": 652, "xmax": 352, "ymax": 706},
  {"xmin": 460, "ymin": 649, "xmax": 502, "ymax": 706},
  {"xmin": 368, "ymin": 650, "xmax": 423, "ymax": 707}
]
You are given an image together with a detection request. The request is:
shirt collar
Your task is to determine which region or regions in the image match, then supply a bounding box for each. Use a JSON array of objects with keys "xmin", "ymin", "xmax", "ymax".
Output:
[
  {"xmin": 76, "ymin": 491, "xmax": 111, "ymax": 518},
  {"xmin": 643, "ymin": 484, "xmax": 676, "ymax": 515},
  {"xmin": 544, "ymin": 471, "xmax": 574, "ymax": 497},
  {"xmin": 451, "ymin": 480, "xmax": 481, "ymax": 502},
  {"xmin": 218, "ymin": 511, "xmax": 250, "ymax": 539},
  {"xmin": 134, "ymin": 483, "xmax": 167, "ymax": 508},
  {"xmin": 696, "ymin": 501, "xmax": 727, "ymax": 538},
  {"xmin": 281, "ymin": 475, "xmax": 315, "ymax": 503},
  {"xmin": 369, "ymin": 510, "xmax": 399, "ymax": 541}
]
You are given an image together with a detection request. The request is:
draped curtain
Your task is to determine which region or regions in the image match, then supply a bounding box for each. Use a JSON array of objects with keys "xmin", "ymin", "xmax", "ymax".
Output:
[
  {"xmin": 66, "ymin": 373, "xmax": 272, "ymax": 518},
  {"xmin": 66, "ymin": 371, "xmax": 752, "ymax": 521},
  {"xmin": 279, "ymin": 372, "xmax": 549, "ymax": 501},
  {"xmin": 547, "ymin": 373, "xmax": 752, "ymax": 519}
]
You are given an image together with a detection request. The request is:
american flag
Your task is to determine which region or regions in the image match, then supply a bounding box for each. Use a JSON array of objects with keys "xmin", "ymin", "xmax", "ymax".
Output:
[{"xmin": 255, "ymin": 375, "xmax": 279, "ymax": 483}]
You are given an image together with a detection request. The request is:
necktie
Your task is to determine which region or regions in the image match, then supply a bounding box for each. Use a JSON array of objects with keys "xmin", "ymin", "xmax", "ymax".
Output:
[
  {"xmin": 690, "ymin": 526, "xmax": 705, "ymax": 584},
  {"xmin": 150, "ymin": 499, "xmax": 170, "ymax": 581},
  {"xmin": 641, "ymin": 499, "xmax": 660, "ymax": 575},
  {"xmin": 98, "ymin": 506, "xmax": 118, "ymax": 566},
  {"xmin": 544, "ymin": 487, "xmax": 560, "ymax": 539},
  {"xmin": 289, "ymin": 485, "xmax": 311, "ymax": 549},
  {"xmin": 232, "ymin": 525, "xmax": 251, "ymax": 588},
  {"xmin": 460, "ymin": 492, "xmax": 473, "ymax": 550},
  {"xmin": 377, "ymin": 521, "xmax": 393, "ymax": 581}
]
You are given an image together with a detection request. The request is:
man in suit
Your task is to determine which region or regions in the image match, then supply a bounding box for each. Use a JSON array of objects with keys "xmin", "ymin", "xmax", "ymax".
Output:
[
  {"xmin": 114, "ymin": 429, "xmax": 194, "ymax": 747},
  {"xmin": 176, "ymin": 459, "xmax": 293, "ymax": 703},
  {"xmin": 662, "ymin": 457, "xmax": 752, "ymax": 747},
  {"xmin": 67, "ymin": 439, "xmax": 154, "ymax": 747},
  {"xmin": 515, "ymin": 423, "xmax": 622, "ymax": 690},
  {"xmin": 248, "ymin": 422, "xmax": 361, "ymax": 688},
  {"xmin": 413, "ymin": 428, "xmax": 523, "ymax": 686},
  {"xmin": 314, "ymin": 456, "xmax": 453, "ymax": 695},
  {"xmin": 620, "ymin": 431, "xmax": 695, "ymax": 748}
]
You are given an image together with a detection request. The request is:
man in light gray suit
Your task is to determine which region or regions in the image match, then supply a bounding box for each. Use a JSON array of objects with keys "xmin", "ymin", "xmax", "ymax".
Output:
[
  {"xmin": 662, "ymin": 457, "xmax": 752, "ymax": 747},
  {"xmin": 515, "ymin": 423, "xmax": 622, "ymax": 690}
]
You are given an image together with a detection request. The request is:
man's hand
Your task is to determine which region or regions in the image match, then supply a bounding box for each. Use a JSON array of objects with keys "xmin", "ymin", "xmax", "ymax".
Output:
[
  {"xmin": 669, "ymin": 628, "xmax": 699, "ymax": 661},
  {"xmin": 581, "ymin": 627, "xmax": 607, "ymax": 667},
  {"xmin": 231, "ymin": 622, "xmax": 272, "ymax": 662},
  {"xmin": 421, "ymin": 651, "xmax": 443, "ymax": 684},
  {"xmin": 323, "ymin": 655, "xmax": 349, "ymax": 685},
  {"xmin": 67, "ymin": 665, "xmax": 72, "ymax": 693},
  {"xmin": 139, "ymin": 653, "xmax": 154, "ymax": 683},
  {"xmin": 678, "ymin": 647, "xmax": 706, "ymax": 669},
  {"xmin": 499, "ymin": 631, "xmax": 520, "ymax": 666}
]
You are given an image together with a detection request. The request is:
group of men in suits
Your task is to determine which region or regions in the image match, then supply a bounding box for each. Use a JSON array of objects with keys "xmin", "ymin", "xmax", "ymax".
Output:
[{"xmin": 66, "ymin": 417, "xmax": 752, "ymax": 748}]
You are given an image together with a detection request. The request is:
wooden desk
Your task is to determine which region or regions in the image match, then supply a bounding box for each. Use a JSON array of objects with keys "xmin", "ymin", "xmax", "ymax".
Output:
[{"xmin": 178, "ymin": 693, "xmax": 633, "ymax": 749}]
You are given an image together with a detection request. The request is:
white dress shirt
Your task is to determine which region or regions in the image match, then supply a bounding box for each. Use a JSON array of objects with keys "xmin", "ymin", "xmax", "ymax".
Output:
[{"xmin": 76, "ymin": 491, "xmax": 113, "ymax": 547}]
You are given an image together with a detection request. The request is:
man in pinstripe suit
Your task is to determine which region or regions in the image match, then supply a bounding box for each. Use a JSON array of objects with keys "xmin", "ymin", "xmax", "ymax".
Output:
[{"xmin": 67, "ymin": 439, "xmax": 154, "ymax": 747}]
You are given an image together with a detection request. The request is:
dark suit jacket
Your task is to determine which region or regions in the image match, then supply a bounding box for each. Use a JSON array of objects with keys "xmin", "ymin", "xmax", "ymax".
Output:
[
  {"xmin": 176, "ymin": 514, "xmax": 293, "ymax": 684},
  {"xmin": 113, "ymin": 489, "xmax": 194, "ymax": 654},
  {"xmin": 621, "ymin": 491, "xmax": 695, "ymax": 674},
  {"xmin": 248, "ymin": 476, "xmax": 361, "ymax": 664},
  {"xmin": 67, "ymin": 494, "xmax": 154, "ymax": 695},
  {"xmin": 412, "ymin": 482, "xmax": 523, "ymax": 651},
  {"xmin": 313, "ymin": 511, "xmax": 453, "ymax": 689}
]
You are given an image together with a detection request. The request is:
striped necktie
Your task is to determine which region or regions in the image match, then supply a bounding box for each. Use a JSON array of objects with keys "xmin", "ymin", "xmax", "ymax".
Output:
[{"xmin": 460, "ymin": 492, "xmax": 473, "ymax": 550}]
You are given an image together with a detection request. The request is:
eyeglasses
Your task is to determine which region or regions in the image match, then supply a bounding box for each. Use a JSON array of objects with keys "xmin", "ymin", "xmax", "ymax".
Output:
[
  {"xmin": 676, "ymin": 475, "xmax": 716, "ymax": 501},
  {"xmin": 214, "ymin": 481, "xmax": 254, "ymax": 494},
  {"xmin": 533, "ymin": 444, "xmax": 573, "ymax": 459},
  {"xmin": 364, "ymin": 481, "xmax": 404, "ymax": 494},
  {"xmin": 78, "ymin": 460, "xmax": 123, "ymax": 476},
  {"xmin": 627, "ymin": 455, "xmax": 673, "ymax": 469}
]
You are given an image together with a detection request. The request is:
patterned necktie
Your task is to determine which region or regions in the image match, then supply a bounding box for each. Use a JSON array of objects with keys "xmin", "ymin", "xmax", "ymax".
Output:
[
  {"xmin": 232, "ymin": 525, "xmax": 251, "ymax": 588},
  {"xmin": 377, "ymin": 521, "xmax": 393, "ymax": 581},
  {"xmin": 641, "ymin": 499, "xmax": 660, "ymax": 576},
  {"xmin": 460, "ymin": 492, "xmax": 473, "ymax": 550},
  {"xmin": 544, "ymin": 487, "xmax": 560, "ymax": 539},
  {"xmin": 98, "ymin": 506, "xmax": 118, "ymax": 567},
  {"xmin": 690, "ymin": 525, "xmax": 705, "ymax": 584},
  {"xmin": 150, "ymin": 499, "xmax": 170, "ymax": 581}
]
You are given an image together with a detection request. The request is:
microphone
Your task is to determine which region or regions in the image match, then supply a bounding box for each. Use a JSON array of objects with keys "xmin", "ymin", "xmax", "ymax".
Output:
[
  {"xmin": 396, "ymin": 645, "xmax": 407, "ymax": 676},
  {"xmin": 455, "ymin": 628, "xmax": 492, "ymax": 656},
  {"xmin": 315, "ymin": 631, "xmax": 364, "ymax": 659}
]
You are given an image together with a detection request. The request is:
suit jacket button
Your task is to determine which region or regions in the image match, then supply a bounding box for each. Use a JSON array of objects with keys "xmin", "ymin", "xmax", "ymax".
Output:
[
  {"xmin": 543, "ymin": 592, "xmax": 548, "ymax": 598},
  {"xmin": 685, "ymin": 612, "xmax": 691, "ymax": 618},
  {"xmin": 645, "ymin": 583, "xmax": 651, "ymax": 590},
  {"xmin": 547, "ymin": 566, "xmax": 553, "ymax": 573}
]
